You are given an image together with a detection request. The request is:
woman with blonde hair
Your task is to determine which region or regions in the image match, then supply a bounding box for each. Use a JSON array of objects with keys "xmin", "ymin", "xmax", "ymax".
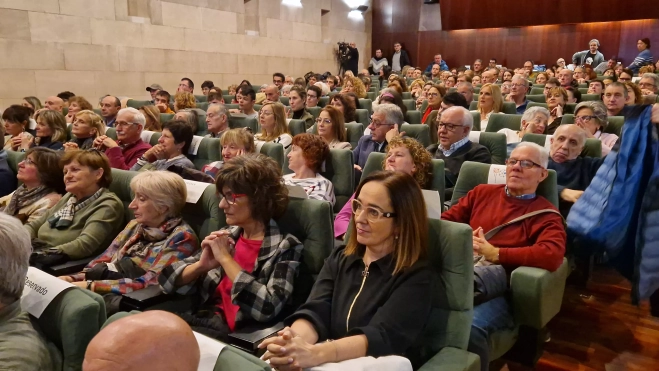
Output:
[
  {"xmin": 201, "ymin": 128, "xmax": 256, "ymax": 179},
  {"xmin": 409, "ymin": 79, "xmax": 426, "ymax": 99},
  {"xmin": 139, "ymin": 105, "xmax": 162, "ymax": 132},
  {"xmin": 545, "ymin": 86, "xmax": 568, "ymax": 134},
  {"xmin": 477, "ymin": 83, "xmax": 503, "ymax": 131},
  {"xmin": 19, "ymin": 109, "xmax": 67, "ymax": 151},
  {"xmin": 174, "ymin": 92, "xmax": 196, "ymax": 112},
  {"xmin": 22, "ymin": 96, "xmax": 43, "ymax": 116},
  {"xmin": 255, "ymin": 102, "xmax": 292, "ymax": 150},
  {"xmin": 63, "ymin": 110, "xmax": 106, "ymax": 151},
  {"xmin": 314, "ymin": 105, "xmax": 350, "ymax": 149},
  {"xmin": 342, "ymin": 76, "xmax": 367, "ymax": 99}
]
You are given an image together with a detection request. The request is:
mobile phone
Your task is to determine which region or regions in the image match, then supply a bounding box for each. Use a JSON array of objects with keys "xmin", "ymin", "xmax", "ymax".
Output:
[{"xmin": 617, "ymin": 62, "xmax": 621, "ymax": 65}]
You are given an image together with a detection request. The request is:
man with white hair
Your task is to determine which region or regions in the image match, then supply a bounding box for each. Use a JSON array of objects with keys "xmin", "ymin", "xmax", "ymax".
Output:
[
  {"xmin": 638, "ymin": 73, "xmax": 659, "ymax": 96},
  {"xmin": 572, "ymin": 39, "xmax": 605, "ymax": 67},
  {"xmin": 427, "ymin": 106, "xmax": 491, "ymax": 198},
  {"xmin": 264, "ymin": 84, "xmax": 280, "ymax": 103},
  {"xmin": 509, "ymin": 75, "xmax": 530, "ymax": 114},
  {"xmin": 93, "ymin": 107, "xmax": 152, "ymax": 170},
  {"xmin": 481, "ymin": 69, "xmax": 497, "ymax": 84},
  {"xmin": 205, "ymin": 103, "xmax": 229, "ymax": 139},
  {"xmin": 442, "ymin": 141, "xmax": 566, "ymax": 371},
  {"xmin": 0, "ymin": 213, "xmax": 53, "ymax": 370},
  {"xmin": 353, "ymin": 104, "xmax": 402, "ymax": 171}
]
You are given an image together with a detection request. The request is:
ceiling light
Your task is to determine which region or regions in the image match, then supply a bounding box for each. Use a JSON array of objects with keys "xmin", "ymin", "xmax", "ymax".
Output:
[{"xmin": 282, "ymin": 0, "xmax": 302, "ymax": 7}]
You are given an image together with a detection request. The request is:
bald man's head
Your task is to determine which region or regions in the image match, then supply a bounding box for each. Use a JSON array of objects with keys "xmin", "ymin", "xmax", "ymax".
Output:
[
  {"xmin": 265, "ymin": 84, "xmax": 280, "ymax": 102},
  {"xmin": 44, "ymin": 96, "xmax": 64, "ymax": 112},
  {"xmin": 83, "ymin": 311, "xmax": 200, "ymax": 371}
]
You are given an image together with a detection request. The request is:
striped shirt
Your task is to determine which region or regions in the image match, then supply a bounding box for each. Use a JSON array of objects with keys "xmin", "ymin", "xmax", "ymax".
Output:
[{"xmin": 283, "ymin": 173, "xmax": 336, "ymax": 206}]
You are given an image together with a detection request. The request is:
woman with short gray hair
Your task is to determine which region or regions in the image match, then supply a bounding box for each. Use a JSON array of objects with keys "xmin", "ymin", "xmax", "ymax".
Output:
[
  {"xmin": 60, "ymin": 170, "xmax": 198, "ymax": 315},
  {"xmin": 498, "ymin": 106, "xmax": 550, "ymax": 145},
  {"xmin": 573, "ymin": 101, "xmax": 618, "ymax": 156}
]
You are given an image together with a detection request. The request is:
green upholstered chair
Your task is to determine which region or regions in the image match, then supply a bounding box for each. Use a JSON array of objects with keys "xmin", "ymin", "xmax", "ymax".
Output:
[
  {"xmin": 530, "ymin": 87, "xmax": 544, "ymax": 95},
  {"xmin": 195, "ymin": 94, "xmax": 208, "ymax": 103},
  {"xmin": 283, "ymin": 149, "xmax": 354, "ymax": 213},
  {"xmin": 109, "ymin": 168, "xmax": 136, "ymax": 224},
  {"xmin": 532, "ymin": 84, "xmax": 545, "ymax": 88},
  {"xmin": 403, "ymin": 99, "xmax": 416, "ymax": 112},
  {"xmin": 358, "ymin": 98, "xmax": 373, "ymax": 113},
  {"xmin": 228, "ymin": 116, "xmax": 259, "ymax": 133},
  {"xmin": 401, "ymin": 123, "xmax": 431, "ymax": 147},
  {"xmin": 578, "ymin": 88, "xmax": 589, "ymax": 94},
  {"xmin": 223, "ymin": 95, "xmax": 234, "ymax": 103},
  {"xmin": 105, "ymin": 127, "xmax": 117, "ymax": 140},
  {"xmin": 469, "ymin": 101, "xmax": 477, "ymax": 111},
  {"xmin": 527, "ymin": 102, "xmax": 576, "ymax": 114},
  {"xmin": 318, "ymin": 96, "xmax": 329, "ymax": 107},
  {"xmin": 366, "ymin": 91, "xmax": 377, "ymax": 101},
  {"xmin": 560, "ymin": 114, "xmax": 574, "ymax": 124},
  {"xmin": 279, "ymin": 96, "xmax": 290, "ymax": 106},
  {"xmin": 501, "ymin": 102, "xmax": 518, "ymax": 114},
  {"xmin": 362, "ymin": 152, "xmax": 446, "ymax": 206},
  {"xmin": 526, "ymin": 94, "xmax": 546, "ymax": 103},
  {"xmin": 470, "ymin": 111, "xmax": 482, "ymax": 131},
  {"xmin": 578, "ymin": 83, "xmax": 588, "ymax": 88},
  {"xmin": 160, "ymin": 113, "xmax": 175, "ymax": 123},
  {"xmin": 126, "ymin": 99, "xmax": 152, "ymax": 109},
  {"xmin": 148, "ymin": 132, "xmax": 162, "ymax": 146},
  {"xmin": 355, "ymin": 108, "xmax": 370, "ymax": 127},
  {"xmin": 6, "ymin": 150, "xmax": 25, "ymax": 175},
  {"xmin": 521, "ymin": 134, "xmax": 603, "ymax": 158},
  {"xmin": 605, "ymin": 116, "xmax": 624, "ymax": 136},
  {"xmin": 405, "ymin": 110, "xmax": 422, "ymax": 125},
  {"xmin": 474, "ymin": 87, "xmax": 481, "ymax": 94},
  {"xmin": 31, "ymin": 288, "xmax": 107, "ymax": 371},
  {"xmin": 402, "ymin": 92, "xmax": 412, "ymax": 99},
  {"xmin": 484, "ymin": 113, "xmax": 522, "ymax": 133},
  {"xmin": 467, "ymin": 131, "xmax": 507, "ymax": 165},
  {"xmin": 287, "ymin": 119, "xmax": 306, "ymax": 137},
  {"xmin": 196, "ymin": 102, "xmax": 209, "ymax": 112},
  {"xmin": 225, "ymin": 104, "xmax": 239, "ymax": 110},
  {"xmin": 307, "ymin": 106, "xmax": 322, "ymax": 120},
  {"xmin": 449, "ymin": 161, "xmax": 569, "ymax": 366},
  {"xmin": 345, "ymin": 122, "xmax": 364, "ymax": 149},
  {"xmin": 259, "ymin": 142, "xmax": 285, "ymax": 170},
  {"xmin": 417, "ymin": 220, "xmax": 480, "ymax": 371},
  {"xmin": 193, "ymin": 137, "xmax": 223, "ymax": 170},
  {"xmin": 103, "ymin": 312, "xmax": 272, "ymax": 371},
  {"xmin": 580, "ymin": 94, "xmax": 600, "ymax": 101}
]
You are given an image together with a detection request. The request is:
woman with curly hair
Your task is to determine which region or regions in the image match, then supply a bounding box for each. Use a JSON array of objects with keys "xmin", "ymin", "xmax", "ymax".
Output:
[
  {"xmin": 284, "ymin": 134, "xmax": 335, "ymax": 205},
  {"xmin": 333, "ymin": 135, "xmax": 432, "ymax": 238},
  {"xmin": 330, "ymin": 93, "xmax": 357, "ymax": 124},
  {"xmin": 342, "ymin": 76, "xmax": 367, "ymax": 99},
  {"xmin": 174, "ymin": 91, "xmax": 196, "ymax": 112}
]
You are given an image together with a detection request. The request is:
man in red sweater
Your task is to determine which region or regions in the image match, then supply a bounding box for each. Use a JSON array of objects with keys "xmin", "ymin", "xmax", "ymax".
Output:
[
  {"xmin": 93, "ymin": 108, "xmax": 152, "ymax": 170},
  {"xmin": 442, "ymin": 142, "xmax": 566, "ymax": 371}
]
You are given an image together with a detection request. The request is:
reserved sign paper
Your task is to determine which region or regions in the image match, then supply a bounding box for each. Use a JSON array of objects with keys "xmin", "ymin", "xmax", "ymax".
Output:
[
  {"xmin": 193, "ymin": 331, "xmax": 227, "ymax": 371},
  {"xmin": 21, "ymin": 267, "xmax": 74, "ymax": 318}
]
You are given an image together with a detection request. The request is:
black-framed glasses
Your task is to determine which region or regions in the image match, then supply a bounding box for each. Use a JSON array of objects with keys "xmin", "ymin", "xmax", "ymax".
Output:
[
  {"xmin": 351, "ymin": 199, "xmax": 396, "ymax": 222},
  {"xmin": 438, "ymin": 122, "xmax": 464, "ymax": 132},
  {"xmin": 505, "ymin": 158, "xmax": 543, "ymax": 169}
]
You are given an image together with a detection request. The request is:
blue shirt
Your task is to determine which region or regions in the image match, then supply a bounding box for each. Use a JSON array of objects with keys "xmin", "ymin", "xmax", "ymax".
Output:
[
  {"xmin": 516, "ymin": 100, "xmax": 530, "ymax": 115},
  {"xmin": 505, "ymin": 185, "xmax": 536, "ymax": 199},
  {"xmin": 440, "ymin": 136, "xmax": 470, "ymax": 157}
]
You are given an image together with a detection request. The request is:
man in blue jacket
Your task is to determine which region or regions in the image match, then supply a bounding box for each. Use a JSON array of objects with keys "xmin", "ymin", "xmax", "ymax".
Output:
[{"xmin": 424, "ymin": 54, "xmax": 449, "ymax": 75}]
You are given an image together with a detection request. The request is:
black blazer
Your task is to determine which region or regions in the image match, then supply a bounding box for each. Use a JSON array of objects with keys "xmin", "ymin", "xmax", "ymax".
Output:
[{"xmin": 392, "ymin": 50, "xmax": 411, "ymax": 69}]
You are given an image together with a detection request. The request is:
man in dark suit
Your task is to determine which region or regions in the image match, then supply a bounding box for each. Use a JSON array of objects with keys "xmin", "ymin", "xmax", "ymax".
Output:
[
  {"xmin": 353, "ymin": 105, "xmax": 404, "ymax": 182},
  {"xmin": 427, "ymin": 106, "xmax": 491, "ymax": 199}
]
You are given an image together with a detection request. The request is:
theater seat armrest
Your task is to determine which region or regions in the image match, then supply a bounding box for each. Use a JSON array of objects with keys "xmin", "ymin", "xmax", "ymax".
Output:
[
  {"xmin": 510, "ymin": 258, "xmax": 569, "ymax": 329},
  {"xmin": 45, "ymin": 257, "xmax": 94, "ymax": 276},
  {"xmin": 228, "ymin": 321, "xmax": 285, "ymax": 355},
  {"xmin": 418, "ymin": 347, "xmax": 481, "ymax": 371},
  {"xmin": 120, "ymin": 285, "xmax": 171, "ymax": 311}
]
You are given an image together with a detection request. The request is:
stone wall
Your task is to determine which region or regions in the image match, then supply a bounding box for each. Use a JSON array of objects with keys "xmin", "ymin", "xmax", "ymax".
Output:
[{"xmin": 0, "ymin": 0, "xmax": 372, "ymax": 109}]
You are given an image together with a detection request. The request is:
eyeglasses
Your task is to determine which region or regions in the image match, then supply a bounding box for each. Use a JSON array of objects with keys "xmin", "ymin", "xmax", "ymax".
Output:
[
  {"xmin": 511, "ymin": 83, "xmax": 527, "ymax": 88},
  {"xmin": 427, "ymin": 92, "xmax": 440, "ymax": 97},
  {"xmin": 315, "ymin": 118, "xmax": 332, "ymax": 125},
  {"xmin": 115, "ymin": 121, "xmax": 136, "ymax": 128},
  {"xmin": 369, "ymin": 119, "xmax": 394, "ymax": 129},
  {"xmin": 308, "ymin": 95, "xmax": 318, "ymax": 99},
  {"xmin": 22, "ymin": 158, "xmax": 35, "ymax": 166},
  {"xmin": 438, "ymin": 122, "xmax": 465, "ymax": 132},
  {"xmin": 638, "ymin": 82, "xmax": 656, "ymax": 88},
  {"xmin": 260, "ymin": 111, "xmax": 273, "ymax": 116},
  {"xmin": 505, "ymin": 158, "xmax": 543, "ymax": 169},
  {"xmin": 220, "ymin": 191, "xmax": 247, "ymax": 205},
  {"xmin": 574, "ymin": 115, "xmax": 596, "ymax": 123},
  {"xmin": 618, "ymin": 77, "xmax": 631, "ymax": 82},
  {"xmin": 351, "ymin": 199, "xmax": 396, "ymax": 222}
]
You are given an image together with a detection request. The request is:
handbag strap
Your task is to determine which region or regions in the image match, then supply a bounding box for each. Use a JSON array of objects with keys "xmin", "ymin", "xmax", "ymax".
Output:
[{"xmin": 484, "ymin": 209, "xmax": 562, "ymax": 240}]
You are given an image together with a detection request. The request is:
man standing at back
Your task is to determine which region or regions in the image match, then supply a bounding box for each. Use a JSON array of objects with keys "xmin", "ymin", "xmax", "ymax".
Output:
[
  {"xmin": 473, "ymin": 59, "xmax": 484, "ymax": 75},
  {"xmin": 100, "ymin": 95, "xmax": 121, "ymax": 127},
  {"xmin": 93, "ymin": 107, "xmax": 151, "ymax": 170},
  {"xmin": 391, "ymin": 42, "xmax": 411, "ymax": 73},
  {"xmin": 369, "ymin": 49, "xmax": 388, "ymax": 75}
]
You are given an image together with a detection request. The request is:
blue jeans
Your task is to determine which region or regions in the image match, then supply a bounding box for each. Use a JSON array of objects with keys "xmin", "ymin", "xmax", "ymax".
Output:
[{"xmin": 468, "ymin": 296, "xmax": 516, "ymax": 371}]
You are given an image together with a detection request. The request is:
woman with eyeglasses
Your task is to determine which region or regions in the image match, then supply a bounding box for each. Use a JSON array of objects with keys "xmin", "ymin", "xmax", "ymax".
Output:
[
  {"xmin": 261, "ymin": 171, "xmax": 432, "ymax": 370},
  {"xmin": 158, "ymin": 154, "xmax": 304, "ymax": 341},
  {"xmin": 255, "ymin": 102, "xmax": 293, "ymax": 150},
  {"xmin": 573, "ymin": 101, "xmax": 618, "ymax": 156},
  {"xmin": 0, "ymin": 148, "xmax": 65, "ymax": 224},
  {"xmin": 544, "ymin": 87, "xmax": 568, "ymax": 135},
  {"xmin": 477, "ymin": 83, "xmax": 503, "ymax": 131},
  {"xmin": 422, "ymin": 84, "xmax": 445, "ymax": 125},
  {"xmin": 314, "ymin": 106, "xmax": 351, "ymax": 150},
  {"xmin": 25, "ymin": 149, "xmax": 124, "ymax": 264},
  {"xmin": 284, "ymin": 134, "xmax": 335, "ymax": 205}
]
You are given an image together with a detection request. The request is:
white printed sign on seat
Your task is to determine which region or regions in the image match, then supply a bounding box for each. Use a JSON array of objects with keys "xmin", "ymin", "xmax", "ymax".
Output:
[
  {"xmin": 189, "ymin": 135, "xmax": 204, "ymax": 155},
  {"xmin": 193, "ymin": 332, "xmax": 227, "ymax": 371},
  {"xmin": 287, "ymin": 185, "xmax": 308, "ymax": 199},
  {"xmin": 140, "ymin": 130, "xmax": 155, "ymax": 144},
  {"xmin": 21, "ymin": 267, "xmax": 74, "ymax": 318},
  {"xmin": 469, "ymin": 131, "xmax": 482, "ymax": 143},
  {"xmin": 487, "ymin": 164, "xmax": 507, "ymax": 184},
  {"xmin": 544, "ymin": 135, "xmax": 553, "ymax": 149},
  {"xmin": 184, "ymin": 179, "xmax": 212, "ymax": 204},
  {"xmin": 422, "ymin": 189, "xmax": 442, "ymax": 219}
]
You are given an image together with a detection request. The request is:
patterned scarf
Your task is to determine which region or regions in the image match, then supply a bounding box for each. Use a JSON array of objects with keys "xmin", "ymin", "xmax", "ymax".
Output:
[
  {"xmin": 116, "ymin": 217, "xmax": 183, "ymax": 261},
  {"xmin": 48, "ymin": 188, "xmax": 105, "ymax": 229},
  {"xmin": 4, "ymin": 185, "xmax": 53, "ymax": 216}
]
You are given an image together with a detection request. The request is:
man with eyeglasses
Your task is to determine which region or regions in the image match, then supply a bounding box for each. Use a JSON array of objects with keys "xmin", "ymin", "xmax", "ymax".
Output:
[
  {"xmin": 638, "ymin": 73, "xmax": 659, "ymax": 96},
  {"xmin": 442, "ymin": 141, "xmax": 566, "ymax": 371},
  {"xmin": 427, "ymin": 106, "xmax": 491, "ymax": 199},
  {"xmin": 306, "ymin": 86, "xmax": 322, "ymax": 108},
  {"xmin": 543, "ymin": 78, "xmax": 559, "ymax": 98},
  {"xmin": 617, "ymin": 68, "xmax": 633, "ymax": 83},
  {"xmin": 509, "ymin": 75, "xmax": 530, "ymax": 114},
  {"xmin": 93, "ymin": 107, "xmax": 151, "ymax": 170},
  {"xmin": 272, "ymin": 73, "xmax": 285, "ymax": 90},
  {"xmin": 353, "ymin": 105, "xmax": 402, "ymax": 174},
  {"xmin": 205, "ymin": 103, "xmax": 229, "ymax": 139}
]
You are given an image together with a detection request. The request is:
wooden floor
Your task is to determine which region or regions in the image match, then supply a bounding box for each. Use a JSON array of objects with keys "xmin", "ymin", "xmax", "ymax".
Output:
[{"xmin": 495, "ymin": 265, "xmax": 659, "ymax": 371}]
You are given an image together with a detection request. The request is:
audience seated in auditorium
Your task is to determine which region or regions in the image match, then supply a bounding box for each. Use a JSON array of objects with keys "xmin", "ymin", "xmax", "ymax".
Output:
[
  {"xmin": 20, "ymin": 109, "xmax": 67, "ymax": 151},
  {"xmin": 334, "ymin": 136, "xmax": 431, "ymax": 238},
  {"xmin": 0, "ymin": 132, "xmax": 17, "ymax": 198},
  {"xmin": 93, "ymin": 108, "xmax": 151, "ymax": 170},
  {"xmin": 204, "ymin": 103, "xmax": 229, "ymax": 139},
  {"xmin": 264, "ymin": 84, "xmax": 281, "ymax": 104},
  {"xmin": 0, "ymin": 213, "xmax": 53, "ymax": 371},
  {"xmin": 428, "ymin": 106, "xmax": 491, "ymax": 199},
  {"xmin": 476, "ymin": 83, "xmax": 503, "ymax": 131},
  {"xmin": 314, "ymin": 106, "xmax": 351, "ymax": 150},
  {"xmin": 138, "ymin": 105, "xmax": 162, "ymax": 132},
  {"xmin": 158, "ymin": 154, "xmax": 303, "ymax": 339},
  {"xmin": 130, "ymin": 120, "xmax": 194, "ymax": 172},
  {"xmin": 587, "ymin": 80, "xmax": 604, "ymax": 96},
  {"xmin": 545, "ymin": 87, "xmax": 568, "ymax": 135},
  {"xmin": 207, "ymin": 90, "xmax": 225, "ymax": 105},
  {"xmin": 543, "ymin": 78, "xmax": 559, "ymax": 98},
  {"xmin": 154, "ymin": 90, "xmax": 175, "ymax": 114},
  {"xmin": 83, "ymin": 311, "xmax": 200, "ymax": 371},
  {"xmin": 273, "ymin": 73, "xmax": 285, "ymax": 90},
  {"xmin": 603, "ymin": 82, "xmax": 628, "ymax": 117},
  {"xmin": 177, "ymin": 77, "xmax": 195, "ymax": 94},
  {"xmin": 44, "ymin": 96, "xmax": 64, "ymax": 113},
  {"xmin": 0, "ymin": 148, "xmax": 64, "ymax": 224},
  {"xmin": 625, "ymin": 82, "xmax": 644, "ymax": 105},
  {"xmin": 331, "ymin": 93, "xmax": 358, "ymax": 125},
  {"xmin": 284, "ymin": 134, "xmax": 335, "ymax": 205},
  {"xmin": 442, "ymin": 142, "xmax": 566, "ymax": 371},
  {"xmin": 63, "ymin": 110, "xmax": 106, "ymax": 151},
  {"xmin": 60, "ymin": 171, "xmax": 198, "ymax": 315},
  {"xmin": 3, "ymin": 105, "xmax": 34, "ymax": 151},
  {"xmin": 498, "ymin": 106, "xmax": 550, "ymax": 147},
  {"xmin": 343, "ymin": 76, "xmax": 368, "ymax": 99},
  {"xmin": 481, "ymin": 69, "xmax": 497, "ymax": 85},
  {"xmin": 26, "ymin": 149, "xmax": 124, "ymax": 263},
  {"xmin": 229, "ymin": 86, "xmax": 258, "ymax": 119},
  {"xmin": 255, "ymin": 102, "xmax": 293, "ymax": 150},
  {"xmin": 422, "ymin": 84, "xmax": 445, "ymax": 125},
  {"xmin": 557, "ymin": 69, "xmax": 577, "ymax": 89},
  {"xmin": 500, "ymin": 80, "xmax": 512, "ymax": 95},
  {"xmin": 638, "ymin": 73, "xmax": 659, "ymax": 96},
  {"xmin": 627, "ymin": 38, "xmax": 653, "ymax": 74},
  {"xmin": 100, "ymin": 95, "xmax": 121, "ymax": 127},
  {"xmin": 22, "ymin": 96, "xmax": 43, "ymax": 115},
  {"xmin": 65, "ymin": 96, "xmax": 93, "ymax": 124},
  {"xmin": 288, "ymin": 86, "xmax": 315, "ymax": 130},
  {"xmin": 306, "ymin": 85, "xmax": 322, "ymax": 108},
  {"xmin": 509, "ymin": 75, "xmax": 530, "ymax": 114},
  {"xmin": 534, "ymin": 72, "xmax": 549, "ymax": 85},
  {"xmin": 566, "ymin": 86, "xmax": 582, "ymax": 104},
  {"xmin": 428, "ymin": 92, "xmax": 469, "ymax": 144},
  {"xmin": 353, "ymin": 105, "xmax": 402, "ymax": 172},
  {"xmin": 262, "ymin": 171, "xmax": 432, "ymax": 369},
  {"xmin": 202, "ymin": 128, "xmax": 255, "ymax": 179},
  {"xmin": 574, "ymin": 101, "xmax": 618, "ymax": 156}
]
